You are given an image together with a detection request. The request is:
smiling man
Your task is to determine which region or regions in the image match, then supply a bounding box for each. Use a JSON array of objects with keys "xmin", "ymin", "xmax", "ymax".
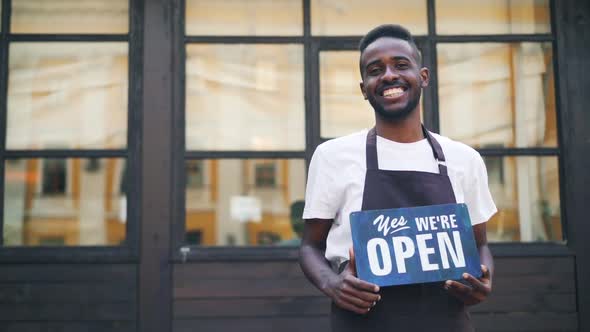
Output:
[{"xmin": 299, "ymin": 25, "xmax": 497, "ymax": 331}]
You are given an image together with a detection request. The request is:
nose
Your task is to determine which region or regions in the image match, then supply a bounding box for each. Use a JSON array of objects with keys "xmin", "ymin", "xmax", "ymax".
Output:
[{"xmin": 381, "ymin": 65, "xmax": 400, "ymax": 82}]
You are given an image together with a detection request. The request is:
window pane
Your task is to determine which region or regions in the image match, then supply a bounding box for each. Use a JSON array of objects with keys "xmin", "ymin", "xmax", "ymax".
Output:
[
  {"xmin": 186, "ymin": 0, "xmax": 302, "ymax": 36},
  {"xmin": 3, "ymin": 158, "xmax": 128, "ymax": 246},
  {"xmin": 485, "ymin": 156, "xmax": 561, "ymax": 242},
  {"xmin": 311, "ymin": 0, "xmax": 427, "ymax": 36},
  {"xmin": 186, "ymin": 44, "xmax": 304, "ymax": 150},
  {"xmin": 185, "ymin": 159, "xmax": 306, "ymax": 246},
  {"xmin": 320, "ymin": 51, "xmax": 373, "ymax": 137},
  {"xmin": 7, "ymin": 43, "xmax": 128, "ymax": 150},
  {"xmin": 11, "ymin": 0, "xmax": 129, "ymax": 34},
  {"xmin": 438, "ymin": 43, "xmax": 556, "ymax": 148},
  {"xmin": 436, "ymin": 0, "xmax": 550, "ymax": 35}
]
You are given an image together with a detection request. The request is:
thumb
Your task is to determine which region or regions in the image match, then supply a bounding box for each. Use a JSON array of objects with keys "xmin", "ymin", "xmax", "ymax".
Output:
[{"xmin": 347, "ymin": 247, "xmax": 357, "ymax": 276}]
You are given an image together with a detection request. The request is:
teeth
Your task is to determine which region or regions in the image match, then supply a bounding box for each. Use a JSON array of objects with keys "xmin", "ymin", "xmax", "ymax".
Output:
[{"xmin": 383, "ymin": 87, "xmax": 404, "ymax": 97}]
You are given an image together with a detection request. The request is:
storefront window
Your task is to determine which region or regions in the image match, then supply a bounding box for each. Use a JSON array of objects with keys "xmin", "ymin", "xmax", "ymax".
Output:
[{"xmin": 184, "ymin": 159, "xmax": 306, "ymax": 246}]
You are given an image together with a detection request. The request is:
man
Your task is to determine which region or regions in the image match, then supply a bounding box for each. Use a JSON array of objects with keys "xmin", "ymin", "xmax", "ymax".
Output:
[{"xmin": 299, "ymin": 24, "xmax": 496, "ymax": 331}]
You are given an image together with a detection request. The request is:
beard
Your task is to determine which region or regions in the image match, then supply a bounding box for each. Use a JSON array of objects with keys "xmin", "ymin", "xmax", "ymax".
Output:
[{"xmin": 368, "ymin": 88, "xmax": 421, "ymax": 121}]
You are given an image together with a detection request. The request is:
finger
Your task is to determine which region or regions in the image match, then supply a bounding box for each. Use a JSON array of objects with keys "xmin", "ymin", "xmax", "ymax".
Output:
[
  {"xmin": 462, "ymin": 273, "xmax": 490, "ymax": 294},
  {"xmin": 444, "ymin": 280, "xmax": 473, "ymax": 296},
  {"xmin": 341, "ymin": 283, "xmax": 381, "ymax": 303},
  {"xmin": 344, "ymin": 274, "xmax": 380, "ymax": 294},
  {"xmin": 334, "ymin": 297, "xmax": 372, "ymax": 315},
  {"xmin": 347, "ymin": 248, "xmax": 357, "ymax": 276},
  {"xmin": 481, "ymin": 265, "xmax": 490, "ymax": 280},
  {"xmin": 338, "ymin": 291, "xmax": 376, "ymax": 309}
]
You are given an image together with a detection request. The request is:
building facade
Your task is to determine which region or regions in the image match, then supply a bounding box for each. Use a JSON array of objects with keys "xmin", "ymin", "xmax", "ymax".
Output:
[{"xmin": 0, "ymin": 0, "xmax": 589, "ymax": 331}]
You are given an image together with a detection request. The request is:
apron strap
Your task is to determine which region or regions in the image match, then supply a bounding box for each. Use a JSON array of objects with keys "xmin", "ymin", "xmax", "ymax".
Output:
[
  {"xmin": 422, "ymin": 125, "xmax": 448, "ymax": 176},
  {"xmin": 365, "ymin": 125, "xmax": 449, "ymax": 175}
]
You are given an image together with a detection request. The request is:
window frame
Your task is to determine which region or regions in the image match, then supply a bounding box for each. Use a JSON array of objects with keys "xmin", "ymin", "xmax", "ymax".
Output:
[
  {"xmin": 0, "ymin": 0, "xmax": 143, "ymax": 263},
  {"xmin": 173, "ymin": 0, "xmax": 569, "ymax": 262}
]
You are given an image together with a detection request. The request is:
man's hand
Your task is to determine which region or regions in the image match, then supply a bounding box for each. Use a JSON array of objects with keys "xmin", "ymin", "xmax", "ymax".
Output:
[
  {"xmin": 444, "ymin": 264, "xmax": 492, "ymax": 305},
  {"xmin": 325, "ymin": 248, "xmax": 381, "ymax": 314}
]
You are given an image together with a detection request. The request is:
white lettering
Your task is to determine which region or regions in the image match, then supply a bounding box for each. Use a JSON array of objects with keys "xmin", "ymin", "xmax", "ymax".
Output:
[
  {"xmin": 392, "ymin": 236, "xmax": 415, "ymax": 273},
  {"xmin": 367, "ymin": 238, "xmax": 392, "ymax": 276},
  {"xmin": 416, "ymin": 234, "xmax": 439, "ymax": 271},
  {"xmin": 437, "ymin": 231, "xmax": 466, "ymax": 269},
  {"xmin": 450, "ymin": 214, "xmax": 458, "ymax": 228},
  {"xmin": 429, "ymin": 216, "xmax": 438, "ymax": 230},
  {"xmin": 415, "ymin": 217, "xmax": 429, "ymax": 232},
  {"xmin": 440, "ymin": 215, "xmax": 450, "ymax": 229}
]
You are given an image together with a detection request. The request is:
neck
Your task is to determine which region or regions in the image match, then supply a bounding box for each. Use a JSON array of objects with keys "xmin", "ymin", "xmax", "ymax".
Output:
[{"xmin": 374, "ymin": 109, "xmax": 424, "ymax": 143}]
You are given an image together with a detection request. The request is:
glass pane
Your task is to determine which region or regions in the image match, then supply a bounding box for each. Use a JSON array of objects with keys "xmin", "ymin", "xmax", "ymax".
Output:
[
  {"xmin": 484, "ymin": 156, "xmax": 561, "ymax": 242},
  {"xmin": 7, "ymin": 43, "xmax": 128, "ymax": 150},
  {"xmin": 3, "ymin": 158, "xmax": 128, "ymax": 246},
  {"xmin": 320, "ymin": 51, "xmax": 373, "ymax": 137},
  {"xmin": 186, "ymin": 44, "xmax": 304, "ymax": 150},
  {"xmin": 311, "ymin": 0, "xmax": 427, "ymax": 36},
  {"xmin": 11, "ymin": 0, "xmax": 129, "ymax": 34},
  {"xmin": 186, "ymin": 0, "xmax": 302, "ymax": 36},
  {"xmin": 185, "ymin": 159, "xmax": 306, "ymax": 246},
  {"xmin": 438, "ymin": 43, "xmax": 556, "ymax": 148},
  {"xmin": 436, "ymin": 0, "xmax": 550, "ymax": 35},
  {"xmin": 320, "ymin": 51, "xmax": 424, "ymax": 138}
]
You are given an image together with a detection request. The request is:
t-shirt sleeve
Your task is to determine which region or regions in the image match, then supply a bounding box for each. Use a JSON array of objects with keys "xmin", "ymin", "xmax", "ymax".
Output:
[
  {"xmin": 464, "ymin": 153, "xmax": 498, "ymax": 225},
  {"xmin": 302, "ymin": 145, "xmax": 344, "ymax": 220}
]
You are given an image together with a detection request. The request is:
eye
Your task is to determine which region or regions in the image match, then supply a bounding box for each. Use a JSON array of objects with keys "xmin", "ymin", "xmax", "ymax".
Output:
[{"xmin": 396, "ymin": 63, "xmax": 409, "ymax": 69}]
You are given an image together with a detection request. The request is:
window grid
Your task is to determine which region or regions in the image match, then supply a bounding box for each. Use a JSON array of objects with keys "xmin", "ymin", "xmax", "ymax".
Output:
[{"xmin": 0, "ymin": 0, "xmax": 141, "ymax": 252}]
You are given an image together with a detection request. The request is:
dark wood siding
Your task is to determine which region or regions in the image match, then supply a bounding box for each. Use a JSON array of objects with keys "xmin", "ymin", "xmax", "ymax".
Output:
[
  {"xmin": 0, "ymin": 264, "xmax": 137, "ymax": 332},
  {"xmin": 173, "ymin": 257, "xmax": 576, "ymax": 332}
]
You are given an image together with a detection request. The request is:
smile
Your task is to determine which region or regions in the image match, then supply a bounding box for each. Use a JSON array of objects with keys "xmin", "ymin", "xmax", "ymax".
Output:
[{"xmin": 380, "ymin": 86, "xmax": 408, "ymax": 99}]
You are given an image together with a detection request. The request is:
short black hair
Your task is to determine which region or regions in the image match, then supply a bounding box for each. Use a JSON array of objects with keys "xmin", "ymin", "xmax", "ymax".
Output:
[{"xmin": 358, "ymin": 24, "xmax": 422, "ymax": 68}]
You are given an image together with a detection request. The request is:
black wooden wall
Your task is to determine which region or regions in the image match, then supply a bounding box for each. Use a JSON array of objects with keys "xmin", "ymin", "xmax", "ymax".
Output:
[
  {"xmin": 172, "ymin": 256, "xmax": 577, "ymax": 332},
  {"xmin": 0, "ymin": 264, "xmax": 137, "ymax": 332}
]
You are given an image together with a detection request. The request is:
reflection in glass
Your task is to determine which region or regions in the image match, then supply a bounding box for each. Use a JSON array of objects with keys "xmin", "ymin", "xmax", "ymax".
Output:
[
  {"xmin": 311, "ymin": 0, "xmax": 427, "ymax": 36},
  {"xmin": 7, "ymin": 43, "xmax": 128, "ymax": 150},
  {"xmin": 485, "ymin": 156, "xmax": 561, "ymax": 242},
  {"xmin": 436, "ymin": 0, "xmax": 550, "ymax": 35},
  {"xmin": 438, "ymin": 43, "xmax": 556, "ymax": 148},
  {"xmin": 11, "ymin": 0, "xmax": 129, "ymax": 34},
  {"xmin": 3, "ymin": 158, "xmax": 127, "ymax": 246},
  {"xmin": 186, "ymin": 0, "xmax": 302, "ymax": 36},
  {"xmin": 186, "ymin": 44, "xmax": 304, "ymax": 150},
  {"xmin": 184, "ymin": 159, "xmax": 306, "ymax": 246},
  {"xmin": 320, "ymin": 51, "xmax": 373, "ymax": 138}
]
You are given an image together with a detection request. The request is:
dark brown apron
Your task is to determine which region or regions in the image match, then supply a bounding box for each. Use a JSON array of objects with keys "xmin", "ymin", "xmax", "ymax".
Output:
[{"xmin": 331, "ymin": 126, "xmax": 474, "ymax": 332}]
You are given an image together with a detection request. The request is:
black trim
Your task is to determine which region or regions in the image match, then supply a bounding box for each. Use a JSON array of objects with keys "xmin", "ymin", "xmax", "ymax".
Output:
[
  {"xmin": 185, "ymin": 36, "xmax": 304, "ymax": 44},
  {"xmin": 171, "ymin": 242, "xmax": 573, "ymax": 263},
  {"xmin": 0, "ymin": 246, "xmax": 135, "ymax": 263},
  {"xmin": 0, "ymin": 0, "xmax": 10, "ymax": 246},
  {"xmin": 126, "ymin": 0, "xmax": 143, "ymax": 260},
  {"xmin": 185, "ymin": 151, "xmax": 306, "ymax": 159},
  {"xmin": 4, "ymin": 150, "xmax": 127, "ymax": 158},
  {"xmin": 433, "ymin": 34, "xmax": 554, "ymax": 43},
  {"xmin": 477, "ymin": 148, "xmax": 559, "ymax": 156},
  {"xmin": 8, "ymin": 34, "xmax": 128, "ymax": 42}
]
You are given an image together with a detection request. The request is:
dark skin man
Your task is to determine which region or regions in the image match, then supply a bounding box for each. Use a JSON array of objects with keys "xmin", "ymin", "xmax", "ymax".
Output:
[{"xmin": 299, "ymin": 36, "xmax": 493, "ymax": 315}]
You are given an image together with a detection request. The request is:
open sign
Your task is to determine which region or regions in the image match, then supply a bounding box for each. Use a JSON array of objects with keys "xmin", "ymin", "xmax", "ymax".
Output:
[{"xmin": 350, "ymin": 203, "xmax": 482, "ymax": 287}]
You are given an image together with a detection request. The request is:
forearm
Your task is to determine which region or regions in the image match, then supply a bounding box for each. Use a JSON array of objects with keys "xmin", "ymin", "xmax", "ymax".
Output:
[{"xmin": 299, "ymin": 243, "xmax": 338, "ymax": 297}]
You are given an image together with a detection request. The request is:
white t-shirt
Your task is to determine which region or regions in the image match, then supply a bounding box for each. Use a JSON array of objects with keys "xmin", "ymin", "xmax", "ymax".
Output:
[{"xmin": 302, "ymin": 129, "xmax": 497, "ymax": 268}]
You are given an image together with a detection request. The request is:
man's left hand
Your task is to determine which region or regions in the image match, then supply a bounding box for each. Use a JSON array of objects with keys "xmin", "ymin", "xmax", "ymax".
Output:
[{"xmin": 444, "ymin": 264, "xmax": 492, "ymax": 305}]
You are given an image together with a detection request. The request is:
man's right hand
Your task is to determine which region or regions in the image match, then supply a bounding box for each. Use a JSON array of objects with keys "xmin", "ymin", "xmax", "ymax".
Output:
[{"xmin": 324, "ymin": 248, "xmax": 381, "ymax": 314}]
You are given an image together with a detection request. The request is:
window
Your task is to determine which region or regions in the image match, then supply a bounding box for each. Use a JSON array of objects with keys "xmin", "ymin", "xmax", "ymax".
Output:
[
  {"xmin": 179, "ymin": 0, "xmax": 561, "ymax": 249},
  {"xmin": 1, "ymin": 0, "xmax": 134, "ymax": 247}
]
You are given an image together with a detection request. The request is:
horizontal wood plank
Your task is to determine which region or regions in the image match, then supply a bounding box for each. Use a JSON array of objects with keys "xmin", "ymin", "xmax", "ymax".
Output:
[
  {"xmin": 0, "ymin": 302, "xmax": 136, "ymax": 321},
  {"xmin": 174, "ymin": 317, "xmax": 330, "ymax": 332},
  {"xmin": 471, "ymin": 312, "xmax": 578, "ymax": 331},
  {"xmin": 0, "ymin": 282, "xmax": 136, "ymax": 303},
  {"xmin": 0, "ymin": 321, "xmax": 136, "ymax": 332},
  {"xmin": 174, "ymin": 297, "xmax": 330, "ymax": 318},
  {"xmin": 0, "ymin": 264, "xmax": 136, "ymax": 282}
]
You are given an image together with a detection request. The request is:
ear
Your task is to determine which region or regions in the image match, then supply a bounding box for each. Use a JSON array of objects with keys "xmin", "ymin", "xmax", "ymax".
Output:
[
  {"xmin": 419, "ymin": 67, "xmax": 430, "ymax": 88},
  {"xmin": 359, "ymin": 81, "xmax": 368, "ymax": 100}
]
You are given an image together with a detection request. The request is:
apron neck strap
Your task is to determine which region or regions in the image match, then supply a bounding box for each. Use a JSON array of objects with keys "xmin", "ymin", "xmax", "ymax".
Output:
[{"xmin": 366, "ymin": 125, "xmax": 448, "ymax": 175}]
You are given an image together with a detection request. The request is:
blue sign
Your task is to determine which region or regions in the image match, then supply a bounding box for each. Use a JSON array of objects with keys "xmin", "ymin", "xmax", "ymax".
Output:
[{"xmin": 350, "ymin": 203, "xmax": 481, "ymax": 287}]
